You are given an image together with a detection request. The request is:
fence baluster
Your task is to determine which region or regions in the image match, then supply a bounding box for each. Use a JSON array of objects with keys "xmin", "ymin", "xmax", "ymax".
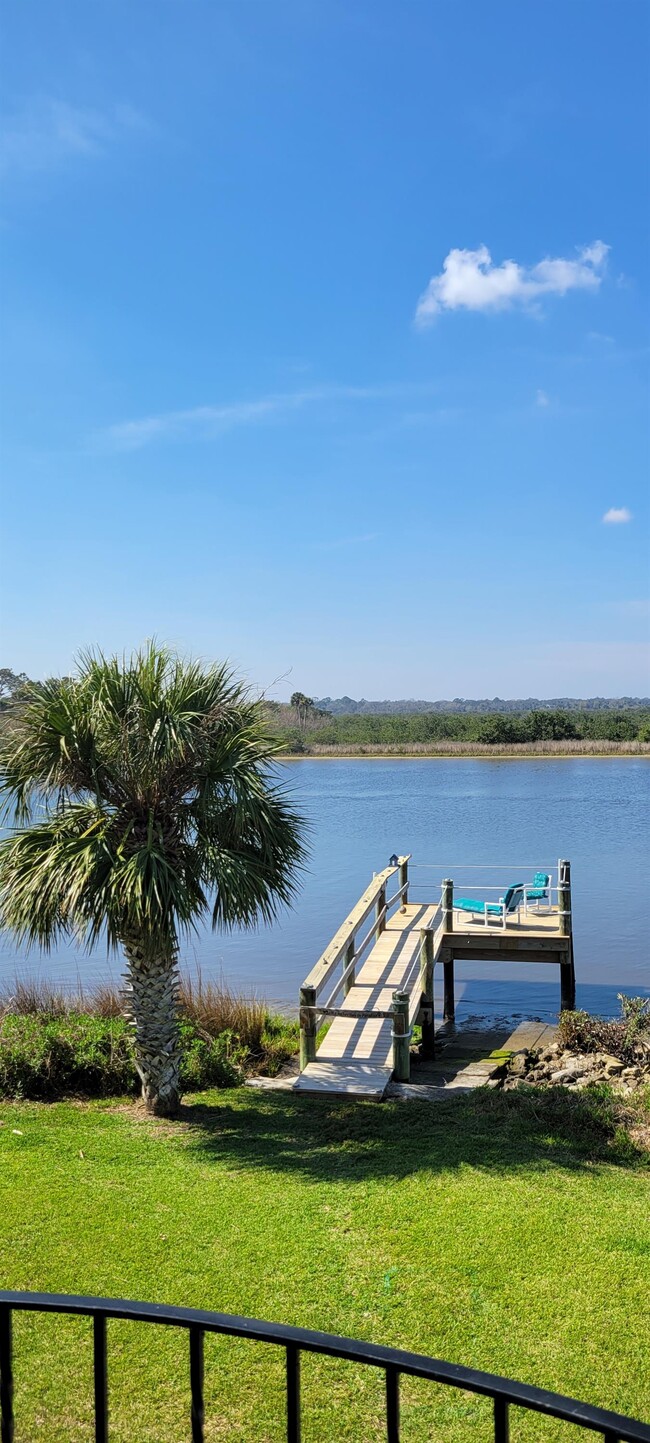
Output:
[
  {"xmin": 493, "ymin": 1396, "xmax": 509, "ymax": 1442},
  {"xmin": 190, "ymin": 1326, "xmax": 205, "ymax": 1443},
  {"xmin": 286, "ymin": 1344, "xmax": 300, "ymax": 1443},
  {"xmin": 0, "ymin": 1292, "xmax": 647, "ymax": 1442},
  {"xmin": 93, "ymin": 1314, "xmax": 108, "ymax": 1443},
  {"xmin": 0, "ymin": 1305, "xmax": 13, "ymax": 1443},
  {"xmin": 386, "ymin": 1366, "xmax": 399, "ymax": 1443}
]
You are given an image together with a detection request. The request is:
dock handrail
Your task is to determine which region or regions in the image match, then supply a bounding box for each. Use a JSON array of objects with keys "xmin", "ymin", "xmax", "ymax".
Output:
[{"xmin": 299, "ymin": 857, "xmax": 411, "ymax": 1070}]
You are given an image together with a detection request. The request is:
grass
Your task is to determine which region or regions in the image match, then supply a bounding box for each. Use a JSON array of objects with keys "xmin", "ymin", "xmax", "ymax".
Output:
[
  {"xmin": 1, "ymin": 1084, "xmax": 649, "ymax": 1441},
  {"xmin": 281, "ymin": 739, "xmax": 650, "ymax": 758}
]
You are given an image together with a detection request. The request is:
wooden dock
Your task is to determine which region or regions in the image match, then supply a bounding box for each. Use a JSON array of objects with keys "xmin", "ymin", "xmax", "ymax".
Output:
[{"xmin": 291, "ymin": 855, "xmax": 575, "ymax": 1099}]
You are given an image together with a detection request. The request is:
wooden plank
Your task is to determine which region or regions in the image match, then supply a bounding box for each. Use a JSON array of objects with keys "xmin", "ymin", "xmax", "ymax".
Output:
[
  {"xmin": 442, "ymin": 948, "xmax": 566, "ymax": 965},
  {"xmin": 443, "ymin": 931, "xmax": 569, "ymax": 952},
  {"xmin": 294, "ymin": 1061, "xmax": 392, "ymax": 1098}
]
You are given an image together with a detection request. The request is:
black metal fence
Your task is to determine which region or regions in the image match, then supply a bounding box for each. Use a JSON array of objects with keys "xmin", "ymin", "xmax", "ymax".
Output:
[{"xmin": 1, "ymin": 1291, "xmax": 648, "ymax": 1443}]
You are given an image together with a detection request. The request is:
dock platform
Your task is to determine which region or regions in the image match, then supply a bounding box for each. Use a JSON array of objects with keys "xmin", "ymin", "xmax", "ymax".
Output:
[{"xmin": 291, "ymin": 855, "xmax": 575, "ymax": 1099}]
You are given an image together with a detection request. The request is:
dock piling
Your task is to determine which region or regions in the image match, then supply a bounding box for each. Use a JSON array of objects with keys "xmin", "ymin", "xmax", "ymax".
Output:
[
  {"xmin": 392, "ymin": 991, "xmax": 410, "ymax": 1082},
  {"xmin": 299, "ymin": 985, "xmax": 317, "ymax": 1070},
  {"xmin": 558, "ymin": 859, "xmax": 576, "ymax": 1011},
  {"xmin": 441, "ymin": 879, "xmax": 456, "ymax": 1023},
  {"xmin": 419, "ymin": 927, "xmax": 435, "ymax": 1058}
]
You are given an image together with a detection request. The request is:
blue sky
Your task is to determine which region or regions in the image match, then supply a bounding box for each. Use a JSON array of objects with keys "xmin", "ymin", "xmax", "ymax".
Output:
[{"xmin": 1, "ymin": 0, "xmax": 648, "ymax": 700}]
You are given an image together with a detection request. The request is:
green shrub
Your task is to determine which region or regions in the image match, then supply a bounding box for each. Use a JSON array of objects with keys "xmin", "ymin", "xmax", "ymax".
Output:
[
  {"xmin": 0, "ymin": 999, "xmax": 300, "ymax": 1100},
  {"xmin": 558, "ymin": 995, "xmax": 650, "ymax": 1064},
  {"xmin": 0, "ymin": 1013, "xmax": 137, "ymax": 1100},
  {"xmin": 177, "ymin": 1021, "xmax": 246, "ymax": 1089}
]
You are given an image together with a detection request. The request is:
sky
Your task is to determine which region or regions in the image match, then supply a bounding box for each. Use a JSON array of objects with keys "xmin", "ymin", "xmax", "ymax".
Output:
[{"xmin": 1, "ymin": 0, "xmax": 648, "ymax": 701}]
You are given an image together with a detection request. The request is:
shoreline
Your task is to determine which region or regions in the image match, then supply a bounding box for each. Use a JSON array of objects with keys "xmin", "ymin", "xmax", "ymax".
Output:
[{"xmin": 278, "ymin": 745, "xmax": 650, "ymax": 761}]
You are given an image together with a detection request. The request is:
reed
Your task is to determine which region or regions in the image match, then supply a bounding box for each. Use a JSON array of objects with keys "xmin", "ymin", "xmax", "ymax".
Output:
[
  {"xmin": 300, "ymin": 739, "xmax": 650, "ymax": 757},
  {"xmin": 177, "ymin": 974, "xmax": 269, "ymax": 1049}
]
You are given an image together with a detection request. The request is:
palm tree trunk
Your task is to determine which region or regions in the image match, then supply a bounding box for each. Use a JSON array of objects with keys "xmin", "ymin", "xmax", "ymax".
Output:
[{"xmin": 121, "ymin": 937, "xmax": 181, "ymax": 1116}]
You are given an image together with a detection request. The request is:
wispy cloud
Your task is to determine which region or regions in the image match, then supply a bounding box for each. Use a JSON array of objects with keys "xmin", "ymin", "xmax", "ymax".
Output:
[
  {"xmin": 0, "ymin": 98, "xmax": 151, "ymax": 176},
  {"xmin": 101, "ymin": 382, "xmax": 439, "ymax": 451},
  {"xmin": 415, "ymin": 241, "xmax": 609, "ymax": 324},
  {"xmin": 603, "ymin": 507, "xmax": 632, "ymax": 525},
  {"xmin": 536, "ymin": 388, "xmax": 550, "ymax": 407}
]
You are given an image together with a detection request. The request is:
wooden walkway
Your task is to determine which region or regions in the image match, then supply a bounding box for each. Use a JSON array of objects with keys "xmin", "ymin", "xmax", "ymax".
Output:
[
  {"xmin": 295, "ymin": 902, "xmax": 438, "ymax": 1097},
  {"xmin": 290, "ymin": 856, "xmax": 575, "ymax": 1099}
]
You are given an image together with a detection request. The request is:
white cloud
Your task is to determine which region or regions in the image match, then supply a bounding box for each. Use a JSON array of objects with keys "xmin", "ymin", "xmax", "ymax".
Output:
[
  {"xmin": 415, "ymin": 241, "xmax": 609, "ymax": 324},
  {"xmin": 536, "ymin": 388, "xmax": 550, "ymax": 407},
  {"xmin": 0, "ymin": 98, "xmax": 150, "ymax": 175},
  {"xmin": 603, "ymin": 507, "xmax": 632, "ymax": 524},
  {"xmin": 102, "ymin": 381, "xmax": 440, "ymax": 451}
]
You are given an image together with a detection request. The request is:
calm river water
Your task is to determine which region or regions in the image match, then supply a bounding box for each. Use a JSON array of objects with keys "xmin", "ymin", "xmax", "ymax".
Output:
[{"xmin": 1, "ymin": 759, "xmax": 648, "ymax": 1022}]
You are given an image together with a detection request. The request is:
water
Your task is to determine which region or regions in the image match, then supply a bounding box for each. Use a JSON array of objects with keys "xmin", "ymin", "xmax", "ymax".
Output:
[{"xmin": 2, "ymin": 759, "xmax": 648, "ymax": 1022}]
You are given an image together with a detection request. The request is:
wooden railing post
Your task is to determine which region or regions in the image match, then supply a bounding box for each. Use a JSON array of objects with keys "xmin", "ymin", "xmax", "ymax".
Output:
[
  {"xmin": 399, "ymin": 856, "xmax": 409, "ymax": 908},
  {"xmin": 558, "ymin": 859, "xmax": 571, "ymax": 936},
  {"xmin": 558, "ymin": 860, "xmax": 576, "ymax": 1012},
  {"xmin": 299, "ymin": 985, "xmax": 317, "ymax": 1070},
  {"xmin": 391, "ymin": 991, "xmax": 410, "ymax": 1082},
  {"xmin": 442, "ymin": 878, "xmax": 454, "ymax": 931},
  {"xmin": 343, "ymin": 938, "xmax": 355, "ymax": 998},
  {"xmin": 419, "ymin": 927, "xmax": 435, "ymax": 1058},
  {"xmin": 441, "ymin": 879, "xmax": 455, "ymax": 1023},
  {"xmin": 376, "ymin": 884, "xmax": 387, "ymax": 939}
]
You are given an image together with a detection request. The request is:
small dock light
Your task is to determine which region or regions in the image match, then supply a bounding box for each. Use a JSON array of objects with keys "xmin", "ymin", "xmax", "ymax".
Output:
[{"xmin": 389, "ymin": 854, "xmax": 399, "ymax": 867}]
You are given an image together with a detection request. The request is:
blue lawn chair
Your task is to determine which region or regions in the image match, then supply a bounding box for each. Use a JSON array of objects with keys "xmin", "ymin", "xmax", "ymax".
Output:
[
  {"xmin": 454, "ymin": 884, "xmax": 524, "ymax": 929},
  {"xmin": 524, "ymin": 872, "xmax": 551, "ymax": 913}
]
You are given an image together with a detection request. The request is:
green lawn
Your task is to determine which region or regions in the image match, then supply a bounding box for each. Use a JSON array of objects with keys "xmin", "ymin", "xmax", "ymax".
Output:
[{"xmin": 1, "ymin": 1086, "xmax": 649, "ymax": 1442}]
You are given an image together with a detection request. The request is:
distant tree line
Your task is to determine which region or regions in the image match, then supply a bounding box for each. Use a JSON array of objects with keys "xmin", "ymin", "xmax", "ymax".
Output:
[
  {"xmin": 315, "ymin": 694, "xmax": 650, "ymax": 716},
  {"xmin": 4, "ymin": 671, "xmax": 649, "ymax": 743},
  {"xmin": 268, "ymin": 704, "xmax": 650, "ymax": 747}
]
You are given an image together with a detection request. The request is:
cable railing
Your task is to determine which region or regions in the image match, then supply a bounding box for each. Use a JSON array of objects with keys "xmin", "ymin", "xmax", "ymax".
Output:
[{"xmin": 1, "ymin": 1291, "xmax": 648, "ymax": 1443}]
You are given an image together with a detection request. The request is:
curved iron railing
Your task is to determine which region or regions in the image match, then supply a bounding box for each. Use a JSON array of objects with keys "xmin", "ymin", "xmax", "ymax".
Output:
[{"xmin": 1, "ymin": 1291, "xmax": 648, "ymax": 1443}]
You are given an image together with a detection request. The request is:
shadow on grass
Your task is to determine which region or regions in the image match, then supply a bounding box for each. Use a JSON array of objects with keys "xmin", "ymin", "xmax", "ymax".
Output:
[{"xmin": 178, "ymin": 1084, "xmax": 647, "ymax": 1185}]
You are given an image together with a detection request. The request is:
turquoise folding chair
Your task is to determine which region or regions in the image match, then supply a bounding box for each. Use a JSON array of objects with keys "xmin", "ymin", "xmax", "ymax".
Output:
[
  {"xmin": 454, "ymin": 884, "xmax": 524, "ymax": 929},
  {"xmin": 524, "ymin": 872, "xmax": 551, "ymax": 914}
]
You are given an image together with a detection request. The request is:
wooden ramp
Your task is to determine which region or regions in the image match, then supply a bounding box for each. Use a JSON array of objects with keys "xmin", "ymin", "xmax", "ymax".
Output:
[{"xmin": 295, "ymin": 900, "xmax": 438, "ymax": 1098}]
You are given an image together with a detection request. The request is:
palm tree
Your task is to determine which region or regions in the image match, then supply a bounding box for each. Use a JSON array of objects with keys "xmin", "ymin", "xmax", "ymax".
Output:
[{"xmin": 0, "ymin": 644, "xmax": 305, "ymax": 1115}]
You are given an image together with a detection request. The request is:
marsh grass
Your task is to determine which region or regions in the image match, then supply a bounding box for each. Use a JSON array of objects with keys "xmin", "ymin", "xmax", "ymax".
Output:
[{"xmin": 298, "ymin": 739, "xmax": 650, "ymax": 757}]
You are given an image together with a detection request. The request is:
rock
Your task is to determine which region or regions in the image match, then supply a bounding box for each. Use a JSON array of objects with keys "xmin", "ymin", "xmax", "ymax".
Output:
[
  {"xmin": 509, "ymin": 1054, "xmax": 528, "ymax": 1077},
  {"xmin": 604, "ymin": 1060, "xmax": 624, "ymax": 1076}
]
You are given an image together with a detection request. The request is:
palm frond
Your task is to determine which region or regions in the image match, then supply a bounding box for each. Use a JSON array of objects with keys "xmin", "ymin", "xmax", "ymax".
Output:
[{"xmin": 0, "ymin": 642, "xmax": 307, "ymax": 955}]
